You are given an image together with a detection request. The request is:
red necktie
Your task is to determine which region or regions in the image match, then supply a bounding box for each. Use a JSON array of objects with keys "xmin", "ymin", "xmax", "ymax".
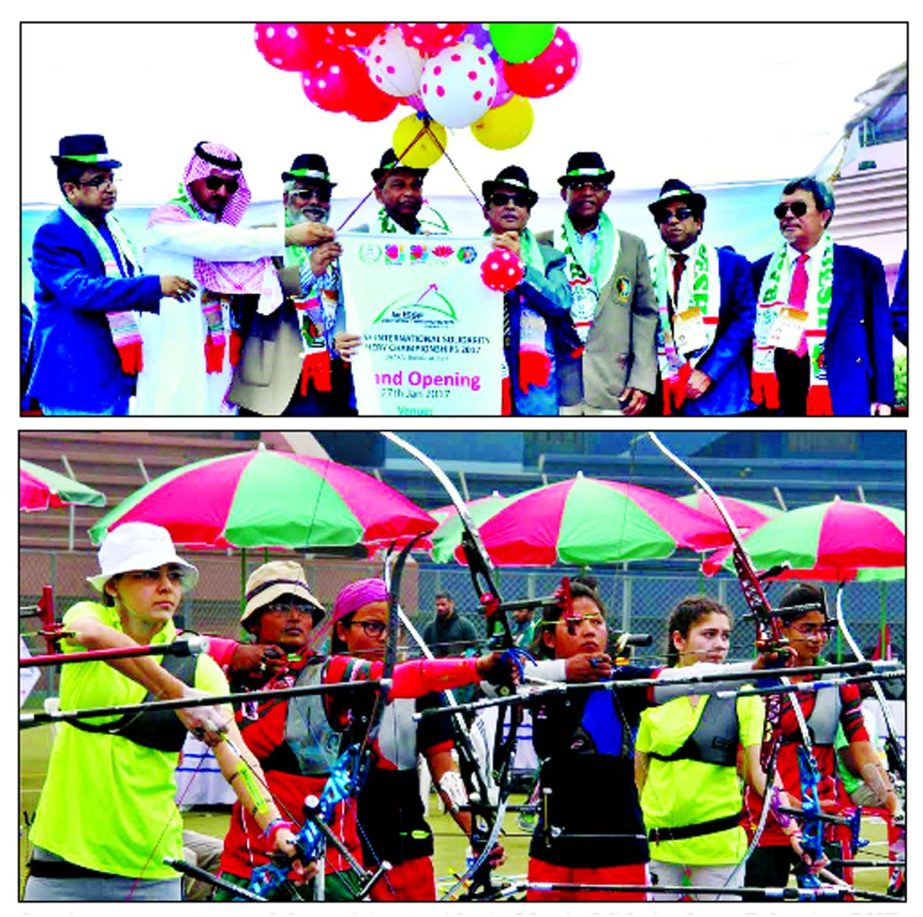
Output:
[
  {"xmin": 671, "ymin": 253, "xmax": 688, "ymax": 306},
  {"xmin": 788, "ymin": 253, "xmax": 809, "ymax": 308}
]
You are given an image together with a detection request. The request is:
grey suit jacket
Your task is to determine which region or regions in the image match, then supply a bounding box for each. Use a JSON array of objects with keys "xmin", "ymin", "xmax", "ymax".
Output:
[{"xmin": 536, "ymin": 225, "xmax": 657, "ymax": 409}]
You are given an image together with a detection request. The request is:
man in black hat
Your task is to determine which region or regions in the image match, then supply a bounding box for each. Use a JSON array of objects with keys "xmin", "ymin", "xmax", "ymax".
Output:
[
  {"xmin": 538, "ymin": 152, "xmax": 657, "ymax": 416},
  {"xmin": 482, "ymin": 165, "xmax": 580, "ymax": 415},
  {"xmin": 337, "ymin": 149, "xmax": 453, "ymax": 367},
  {"xmin": 230, "ymin": 154, "xmax": 354, "ymax": 416},
  {"xmin": 646, "ymin": 179, "xmax": 756, "ymax": 416},
  {"xmin": 27, "ymin": 134, "xmax": 196, "ymax": 415}
]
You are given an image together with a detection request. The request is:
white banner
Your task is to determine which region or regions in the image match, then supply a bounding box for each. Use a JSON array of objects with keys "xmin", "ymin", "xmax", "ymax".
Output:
[{"xmin": 340, "ymin": 233, "xmax": 503, "ymax": 415}]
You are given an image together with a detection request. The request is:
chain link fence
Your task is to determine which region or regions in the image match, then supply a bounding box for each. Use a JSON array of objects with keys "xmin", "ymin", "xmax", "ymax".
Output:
[{"xmin": 21, "ymin": 548, "xmax": 905, "ymax": 704}]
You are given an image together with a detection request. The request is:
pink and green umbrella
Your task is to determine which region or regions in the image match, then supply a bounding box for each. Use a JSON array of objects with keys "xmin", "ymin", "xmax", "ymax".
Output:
[
  {"xmin": 88, "ymin": 446, "xmax": 437, "ymax": 550},
  {"xmin": 20, "ymin": 459, "xmax": 106, "ymax": 513},
  {"xmin": 713, "ymin": 497, "xmax": 905, "ymax": 581},
  {"xmin": 678, "ymin": 492, "xmax": 782, "ymax": 535},
  {"xmin": 431, "ymin": 472, "xmax": 731, "ymax": 566}
]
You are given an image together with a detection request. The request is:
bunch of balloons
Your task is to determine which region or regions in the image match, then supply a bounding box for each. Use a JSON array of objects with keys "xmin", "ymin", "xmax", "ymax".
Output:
[{"xmin": 254, "ymin": 22, "xmax": 580, "ymax": 164}]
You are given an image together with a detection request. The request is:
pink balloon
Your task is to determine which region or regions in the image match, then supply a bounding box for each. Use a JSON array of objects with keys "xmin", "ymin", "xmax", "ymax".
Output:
[
  {"xmin": 254, "ymin": 22, "xmax": 330, "ymax": 71},
  {"xmin": 504, "ymin": 26, "xmax": 579, "ymax": 99},
  {"xmin": 348, "ymin": 85, "xmax": 399, "ymax": 122},
  {"xmin": 399, "ymin": 23, "xmax": 468, "ymax": 56},
  {"xmin": 490, "ymin": 60, "xmax": 515, "ymax": 109},
  {"xmin": 481, "ymin": 248, "xmax": 525, "ymax": 292}
]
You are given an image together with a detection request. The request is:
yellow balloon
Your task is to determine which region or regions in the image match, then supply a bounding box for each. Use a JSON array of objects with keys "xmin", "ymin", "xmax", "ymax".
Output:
[
  {"xmin": 470, "ymin": 96, "xmax": 534, "ymax": 150},
  {"xmin": 392, "ymin": 115, "xmax": 448, "ymax": 168}
]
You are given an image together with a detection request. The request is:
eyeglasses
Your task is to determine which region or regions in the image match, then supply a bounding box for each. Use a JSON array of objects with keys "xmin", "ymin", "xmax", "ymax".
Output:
[
  {"xmin": 78, "ymin": 175, "xmax": 117, "ymax": 189},
  {"xmin": 656, "ymin": 207, "xmax": 695, "ymax": 224},
  {"xmin": 290, "ymin": 186, "xmax": 331, "ymax": 204},
  {"xmin": 204, "ymin": 175, "xmax": 240, "ymax": 194},
  {"xmin": 349, "ymin": 620, "xmax": 388, "ymax": 637},
  {"xmin": 263, "ymin": 601, "xmax": 316, "ymax": 616},
  {"xmin": 489, "ymin": 192, "xmax": 530, "ymax": 208},
  {"xmin": 788, "ymin": 622, "xmax": 830, "ymax": 637},
  {"xmin": 774, "ymin": 200, "xmax": 810, "ymax": 220},
  {"xmin": 123, "ymin": 567, "xmax": 186, "ymax": 585}
]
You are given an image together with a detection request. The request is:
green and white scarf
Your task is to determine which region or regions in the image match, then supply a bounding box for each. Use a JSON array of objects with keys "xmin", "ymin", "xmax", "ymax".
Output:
[
  {"xmin": 650, "ymin": 241, "xmax": 721, "ymax": 379},
  {"xmin": 552, "ymin": 212, "xmax": 619, "ymax": 343},
  {"xmin": 60, "ymin": 199, "xmax": 144, "ymax": 375},
  {"xmin": 753, "ymin": 232, "xmax": 835, "ymax": 413}
]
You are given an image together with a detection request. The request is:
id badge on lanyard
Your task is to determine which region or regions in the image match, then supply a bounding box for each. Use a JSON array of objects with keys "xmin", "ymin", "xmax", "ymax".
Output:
[
  {"xmin": 767, "ymin": 306, "xmax": 809, "ymax": 353},
  {"xmin": 673, "ymin": 307, "xmax": 710, "ymax": 355}
]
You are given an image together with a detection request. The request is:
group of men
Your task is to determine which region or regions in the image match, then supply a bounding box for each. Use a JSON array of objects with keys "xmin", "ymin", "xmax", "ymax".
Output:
[{"xmin": 25, "ymin": 134, "xmax": 903, "ymax": 417}]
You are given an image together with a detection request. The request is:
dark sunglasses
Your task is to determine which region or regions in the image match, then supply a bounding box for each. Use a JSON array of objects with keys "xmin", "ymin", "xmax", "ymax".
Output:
[
  {"xmin": 490, "ymin": 192, "xmax": 530, "ymax": 208},
  {"xmin": 290, "ymin": 186, "xmax": 331, "ymax": 203},
  {"xmin": 349, "ymin": 620, "xmax": 388, "ymax": 637},
  {"xmin": 204, "ymin": 175, "xmax": 240, "ymax": 194},
  {"xmin": 78, "ymin": 174, "xmax": 117, "ymax": 189},
  {"xmin": 774, "ymin": 200, "xmax": 810, "ymax": 219},
  {"xmin": 656, "ymin": 207, "xmax": 695, "ymax": 224}
]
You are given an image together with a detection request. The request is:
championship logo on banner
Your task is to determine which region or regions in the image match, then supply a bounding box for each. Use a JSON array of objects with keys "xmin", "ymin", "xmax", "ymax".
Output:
[{"xmin": 340, "ymin": 234, "xmax": 502, "ymax": 415}]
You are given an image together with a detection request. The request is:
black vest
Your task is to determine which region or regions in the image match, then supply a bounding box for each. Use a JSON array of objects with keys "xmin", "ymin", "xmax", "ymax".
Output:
[
  {"xmin": 648, "ymin": 694, "xmax": 740, "ymax": 767},
  {"xmin": 68, "ymin": 651, "xmax": 198, "ymax": 753}
]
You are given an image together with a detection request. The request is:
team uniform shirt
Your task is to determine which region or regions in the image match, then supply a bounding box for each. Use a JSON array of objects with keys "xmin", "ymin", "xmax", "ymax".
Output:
[
  {"xmin": 744, "ymin": 675, "xmax": 868, "ymax": 847},
  {"xmin": 529, "ymin": 664, "xmax": 660, "ymax": 868},
  {"xmin": 29, "ymin": 601, "xmax": 227, "ymax": 880},
  {"xmin": 357, "ymin": 692, "xmax": 454, "ymax": 867},
  {"xmin": 221, "ymin": 653, "xmax": 483, "ymax": 878},
  {"xmin": 636, "ymin": 690, "xmax": 765, "ymax": 865}
]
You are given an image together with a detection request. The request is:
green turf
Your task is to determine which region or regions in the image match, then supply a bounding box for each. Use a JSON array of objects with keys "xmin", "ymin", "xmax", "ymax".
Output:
[{"xmin": 19, "ymin": 723, "xmax": 895, "ymax": 899}]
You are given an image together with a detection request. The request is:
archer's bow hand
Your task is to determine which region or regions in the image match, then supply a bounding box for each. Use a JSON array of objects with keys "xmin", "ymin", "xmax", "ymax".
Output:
[
  {"xmin": 476, "ymin": 651, "xmax": 522, "ymax": 688},
  {"xmin": 178, "ymin": 686, "xmax": 232, "ymax": 745},
  {"xmin": 470, "ymin": 839, "xmax": 507, "ymax": 868},
  {"xmin": 229, "ymin": 643, "xmax": 287, "ymax": 683},
  {"xmin": 262, "ymin": 821, "xmax": 317, "ymax": 885},
  {"xmin": 565, "ymin": 652, "xmax": 614, "ymax": 681},
  {"xmin": 753, "ymin": 645, "xmax": 796, "ymax": 670}
]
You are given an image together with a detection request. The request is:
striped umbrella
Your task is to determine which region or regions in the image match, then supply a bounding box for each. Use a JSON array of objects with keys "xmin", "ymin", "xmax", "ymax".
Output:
[
  {"xmin": 88, "ymin": 445, "xmax": 436, "ymax": 550},
  {"xmin": 20, "ymin": 459, "xmax": 106, "ymax": 512},
  {"xmin": 714, "ymin": 497, "xmax": 905, "ymax": 581},
  {"xmin": 430, "ymin": 472, "xmax": 731, "ymax": 566}
]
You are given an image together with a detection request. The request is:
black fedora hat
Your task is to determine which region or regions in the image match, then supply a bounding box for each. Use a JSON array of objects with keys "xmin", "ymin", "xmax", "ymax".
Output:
[
  {"xmin": 281, "ymin": 153, "xmax": 337, "ymax": 186},
  {"xmin": 51, "ymin": 134, "xmax": 122, "ymax": 169},
  {"xmin": 371, "ymin": 148, "xmax": 429, "ymax": 184},
  {"xmin": 557, "ymin": 151, "xmax": 614, "ymax": 187},
  {"xmin": 648, "ymin": 179, "xmax": 707, "ymax": 218},
  {"xmin": 482, "ymin": 165, "xmax": 539, "ymax": 208}
]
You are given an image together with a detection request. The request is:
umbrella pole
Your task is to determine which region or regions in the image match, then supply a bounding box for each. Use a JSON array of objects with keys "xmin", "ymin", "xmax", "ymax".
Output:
[
  {"xmin": 879, "ymin": 582, "xmax": 888, "ymax": 658},
  {"xmin": 240, "ymin": 548, "xmax": 247, "ymax": 618}
]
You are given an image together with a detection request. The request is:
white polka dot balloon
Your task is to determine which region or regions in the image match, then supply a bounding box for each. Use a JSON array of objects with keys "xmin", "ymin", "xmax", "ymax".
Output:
[
  {"xmin": 366, "ymin": 26, "xmax": 424, "ymax": 98},
  {"xmin": 420, "ymin": 43, "xmax": 498, "ymax": 129}
]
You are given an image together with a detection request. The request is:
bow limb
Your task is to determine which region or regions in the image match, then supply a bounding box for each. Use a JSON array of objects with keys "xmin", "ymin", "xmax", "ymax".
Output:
[{"xmin": 382, "ymin": 432, "xmax": 518, "ymax": 899}]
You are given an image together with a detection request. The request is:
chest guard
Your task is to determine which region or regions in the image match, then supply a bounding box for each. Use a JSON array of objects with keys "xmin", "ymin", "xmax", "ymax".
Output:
[
  {"xmin": 803, "ymin": 684, "xmax": 842, "ymax": 746},
  {"xmin": 648, "ymin": 694, "xmax": 740, "ymax": 767},
  {"xmin": 68, "ymin": 652, "xmax": 197, "ymax": 753},
  {"xmin": 282, "ymin": 661, "xmax": 346, "ymax": 776},
  {"xmin": 376, "ymin": 698, "xmax": 419, "ymax": 770},
  {"xmin": 534, "ymin": 689, "xmax": 634, "ymax": 762}
]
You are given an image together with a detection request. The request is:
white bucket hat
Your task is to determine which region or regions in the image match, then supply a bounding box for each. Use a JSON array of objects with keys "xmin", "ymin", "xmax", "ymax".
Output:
[{"xmin": 87, "ymin": 522, "xmax": 199, "ymax": 593}]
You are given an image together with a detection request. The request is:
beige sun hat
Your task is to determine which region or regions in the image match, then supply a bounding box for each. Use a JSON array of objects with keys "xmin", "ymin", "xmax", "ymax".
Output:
[
  {"xmin": 241, "ymin": 560, "xmax": 326, "ymax": 628},
  {"xmin": 86, "ymin": 522, "xmax": 199, "ymax": 592}
]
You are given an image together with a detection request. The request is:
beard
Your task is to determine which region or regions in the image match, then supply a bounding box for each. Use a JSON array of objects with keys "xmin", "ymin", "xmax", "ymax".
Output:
[{"xmin": 288, "ymin": 203, "xmax": 329, "ymax": 225}]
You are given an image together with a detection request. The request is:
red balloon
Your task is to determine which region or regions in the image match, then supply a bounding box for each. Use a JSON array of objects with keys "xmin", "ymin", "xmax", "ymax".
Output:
[
  {"xmin": 254, "ymin": 22, "xmax": 330, "ymax": 71},
  {"xmin": 504, "ymin": 26, "xmax": 579, "ymax": 99},
  {"xmin": 301, "ymin": 45, "xmax": 369, "ymax": 113},
  {"xmin": 399, "ymin": 23, "xmax": 468, "ymax": 57},
  {"xmin": 348, "ymin": 84, "xmax": 399, "ymax": 122},
  {"xmin": 323, "ymin": 23, "xmax": 388, "ymax": 48},
  {"xmin": 481, "ymin": 248, "xmax": 525, "ymax": 292}
]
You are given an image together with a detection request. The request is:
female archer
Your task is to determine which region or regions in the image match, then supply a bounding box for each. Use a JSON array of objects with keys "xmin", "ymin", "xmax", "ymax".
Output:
[
  {"xmin": 635, "ymin": 596, "xmax": 806, "ymax": 899},
  {"xmin": 24, "ymin": 523, "xmax": 298, "ymax": 902},
  {"xmin": 214, "ymin": 561, "xmax": 511, "ymax": 901}
]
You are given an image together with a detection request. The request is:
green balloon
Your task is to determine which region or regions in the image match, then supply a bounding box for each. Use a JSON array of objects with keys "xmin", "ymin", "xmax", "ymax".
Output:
[{"xmin": 489, "ymin": 23, "xmax": 556, "ymax": 64}]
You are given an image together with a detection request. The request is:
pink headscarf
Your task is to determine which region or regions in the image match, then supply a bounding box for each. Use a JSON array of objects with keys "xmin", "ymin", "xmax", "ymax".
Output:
[{"xmin": 332, "ymin": 578, "xmax": 389, "ymax": 624}]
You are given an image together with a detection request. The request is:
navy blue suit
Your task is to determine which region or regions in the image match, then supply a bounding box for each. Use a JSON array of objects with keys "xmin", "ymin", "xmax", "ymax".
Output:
[
  {"xmin": 681, "ymin": 246, "xmax": 756, "ymax": 416},
  {"xmin": 891, "ymin": 250, "xmax": 907, "ymax": 347},
  {"xmin": 752, "ymin": 244, "xmax": 894, "ymax": 415},
  {"xmin": 28, "ymin": 207, "xmax": 162, "ymax": 413}
]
